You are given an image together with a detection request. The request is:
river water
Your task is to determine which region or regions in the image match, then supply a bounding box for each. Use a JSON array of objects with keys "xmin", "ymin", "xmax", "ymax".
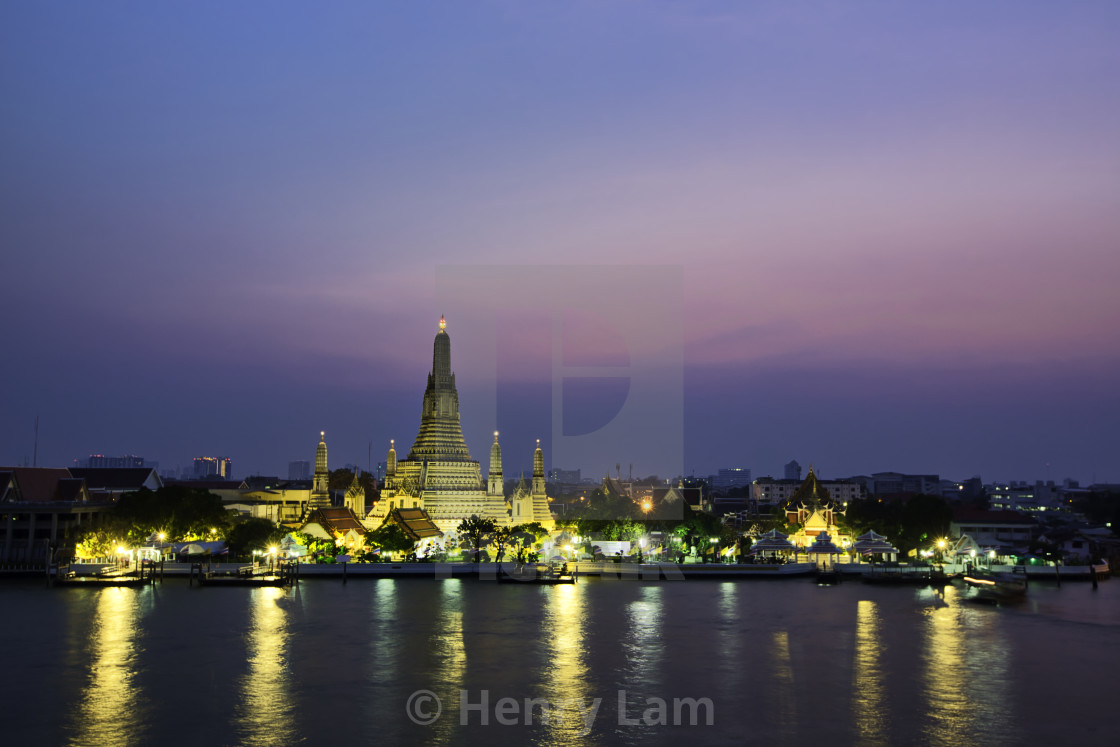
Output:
[{"xmin": 3, "ymin": 576, "xmax": 1117, "ymax": 746}]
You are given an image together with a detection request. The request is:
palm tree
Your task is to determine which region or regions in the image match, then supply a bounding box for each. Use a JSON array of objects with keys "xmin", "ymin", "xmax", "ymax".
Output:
[{"xmin": 457, "ymin": 515, "xmax": 497, "ymax": 561}]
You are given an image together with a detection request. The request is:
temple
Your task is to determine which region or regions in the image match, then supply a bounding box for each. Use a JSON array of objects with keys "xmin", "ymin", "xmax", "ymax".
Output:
[
  {"xmin": 783, "ymin": 466, "xmax": 850, "ymax": 550},
  {"xmin": 374, "ymin": 317, "xmax": 553, "ymax": 533}
]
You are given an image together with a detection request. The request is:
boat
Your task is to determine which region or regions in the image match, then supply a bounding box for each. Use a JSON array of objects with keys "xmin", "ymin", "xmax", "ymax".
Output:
[
  {"xmin": 498, "ymin": 561, "xmax": 576, "ymax": 584},
  {"xmin": 962, "ymin": 569, "xmax": 1027, "ymax": 602}
]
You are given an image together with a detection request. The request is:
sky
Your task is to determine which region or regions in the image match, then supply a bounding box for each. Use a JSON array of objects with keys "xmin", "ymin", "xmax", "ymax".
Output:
[{"xmin": 2, "ymin": 1, "xmax": 1118, "ymax": 485}]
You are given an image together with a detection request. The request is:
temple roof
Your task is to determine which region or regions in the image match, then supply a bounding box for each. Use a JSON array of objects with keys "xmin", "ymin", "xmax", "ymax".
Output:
[
  {"xmin": 806, "ymin": 532, "xmax": 843, "ymax": 555},
  {"xmin": 303, "ymin": 507, "xmax": 367, "ymax": 536},
  {"xmin": 786, "ymin": 466, "xmax": 834, "ymax": 509},
  {"xmin": 388, "ymin": 507, "xmax": 444, "ymax": 541}
]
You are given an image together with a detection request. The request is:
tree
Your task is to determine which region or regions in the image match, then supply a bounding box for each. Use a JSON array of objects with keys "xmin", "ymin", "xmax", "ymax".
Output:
[
  {"xmin": 111, "ymin": 486, "xmax": 232, "ymax": 544},
  {"xmin": 492, "ymin": 526, "xmax": 515, "ymax": 564},
  {"xmin": 368, "ymin": 524, "xmax": 416, "ymax": 555},
  {"xmin": 72, "ymin": 527, "xmax": 118, "ymax": 560},
  {"xmin": 898, "ymin": 494, "xmax": 952, "ymax": 555},
  {"xmin": 457, "ymin": 515, "xmax": 497, "ymax": 561},
  {"xmin": 225, "ymin": 518, "xmax": 287, "ymax": 558}
]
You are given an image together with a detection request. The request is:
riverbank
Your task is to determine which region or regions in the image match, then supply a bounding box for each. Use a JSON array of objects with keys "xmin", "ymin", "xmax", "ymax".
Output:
[{"xmin": 9, "ymin": 558, "xmax": 1106, "ymax": 583}]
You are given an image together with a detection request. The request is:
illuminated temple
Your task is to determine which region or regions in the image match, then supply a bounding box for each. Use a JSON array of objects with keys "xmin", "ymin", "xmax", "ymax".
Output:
[
  {"xmin": 783, "ymin": 466, "xmax": 850, "ymax": 549},
  {"xmin": 373, "ymin": 317, "xmax": 554, "ymax": 534}
]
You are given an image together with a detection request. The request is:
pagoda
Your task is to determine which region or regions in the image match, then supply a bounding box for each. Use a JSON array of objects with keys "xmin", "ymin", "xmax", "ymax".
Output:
[{"xmin": 375, "ymin": 317, "xmax": 513, "ymax": 533}]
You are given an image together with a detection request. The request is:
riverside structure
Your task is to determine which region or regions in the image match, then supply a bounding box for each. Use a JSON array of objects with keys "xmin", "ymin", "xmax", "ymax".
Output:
[{"xmin": 372, "ymin": 317, "xmax": 554, "ymax": 533}]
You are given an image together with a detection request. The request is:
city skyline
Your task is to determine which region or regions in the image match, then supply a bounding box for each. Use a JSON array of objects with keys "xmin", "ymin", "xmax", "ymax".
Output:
[{"xmin": 2, "ymin": 2, "xmax": 1118, "ymax": 484}]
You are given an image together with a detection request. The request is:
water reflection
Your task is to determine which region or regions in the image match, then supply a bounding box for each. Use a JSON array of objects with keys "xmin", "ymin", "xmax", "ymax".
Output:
[
  {"xmin": 428, "ymin": 580, "xmax": 467, "ymax": 746},
  {"xmin": 369, "ymin": 579, "xmax": 399, "ymax": 686},
  {"xmin": 237, "ymin": 587, "xmax": 294, "ymax": 746},
  {"xmin": 768, "ymin": 630, "xmax": 797, "ymax": 741},
  {"xmin": 922, "ymin": 591, "xmax": 974, "ymax": 744},
  {"xmin": 716, "ymin": 583, "xmax": 741, "ymax": 691},
  {"xmin": 624, "ymin": 586, "xmax": 664, "ymax": 689},
  {"xmin": 70, "ymin": 588, "xmax": 146, "ymax": 747},
  {"xmin": 540, "ymin": 583, "xmax": 591, "ymax": 745},
  {"xmin": 852, "ymin": 599, "xmax": 887, "ymax": 746}
]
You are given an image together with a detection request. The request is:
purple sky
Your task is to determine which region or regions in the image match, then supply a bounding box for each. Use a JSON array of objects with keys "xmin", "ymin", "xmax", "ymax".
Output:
[{"xmin": 2, "ymin": 2, "xmax": 1118, "ymax": 484}]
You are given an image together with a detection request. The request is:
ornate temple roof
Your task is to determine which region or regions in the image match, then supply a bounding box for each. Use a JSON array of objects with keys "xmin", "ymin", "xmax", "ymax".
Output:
[
  {"xmin": 389, "ymin": 507, "xmax": 444, "ymax": 541},
  {"xmin": 786, "ymin": 465, "xmax": 834, "ymax": 509}
]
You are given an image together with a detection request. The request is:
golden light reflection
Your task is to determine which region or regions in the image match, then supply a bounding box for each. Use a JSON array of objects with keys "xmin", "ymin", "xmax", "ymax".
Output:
[
  {"xmin": 370, "ymin": 579, "xmax": 398, "ymax": 685},
  {"xmin": 238, "ymin": 587, "xmax": 294, "ymax": 747},
  {"xmin": 72, "ymin": 588, "xmax": 144, "ymax": 747},
  {"xmin": 922, "ymin": 588, "xmax": 976, "ymax": 746},
  {"xmin": 768, "ymin": 630, "xmax": 797, "ymax": 741},
  {"xmin": 428, "ymin": 580, "xmax": 467, "ymax": 746},
  {"xmin": 853, "ymin": 600, "xmax": 887, "ymax": 747},
  {"xmin": 716, "ymin": 583, "xmax": 743, "ymax": 691},
  {"xmin": 539, "ymin": 583, "xmax": 591, "ymax": 745},
  {"xmin": 625, "ymin": 586, "xmax": 664, "ymax": 686}
]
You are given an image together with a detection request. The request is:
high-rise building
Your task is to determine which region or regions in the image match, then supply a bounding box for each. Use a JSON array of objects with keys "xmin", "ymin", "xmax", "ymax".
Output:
[
  {"xmin": 784, "ymin": 460, "xmax": 802, "ymax": 481},
  {"xmin": 713, "ymin": 467, "xmax": 752, "ymax": 491},
  {"xmin": 373, "ymin": 316, "xmax": 553, "ymax": 532},
  {"xmin": 193, "ymin": 456, "xmax": 232, "ymax": 479},
  {"xmin": 288, "ymin": 460, "xmax": 311, "ymax": 481}
]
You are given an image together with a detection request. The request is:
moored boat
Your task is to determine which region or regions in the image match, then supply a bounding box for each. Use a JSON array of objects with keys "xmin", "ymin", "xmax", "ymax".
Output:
[
  {"xmin": 498, "ymin": 561, "xmax": 576, "ymax": 584},
  {"xmin": 962, "ymin": 568, "xmax": 1027, "ymax": 602}
]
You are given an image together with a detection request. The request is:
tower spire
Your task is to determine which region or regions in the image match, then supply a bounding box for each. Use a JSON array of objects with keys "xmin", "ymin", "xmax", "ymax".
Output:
[
  {"xmin": 488, "ymin": 431, "xmax": 503, "ymax": 496},
  {"xmin": 408, "ymin": 315, "xmax": 471, "ymax": 462}
]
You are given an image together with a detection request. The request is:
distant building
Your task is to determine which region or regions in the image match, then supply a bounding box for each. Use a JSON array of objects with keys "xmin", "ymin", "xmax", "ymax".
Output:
[
  {"xmin": 288, "ymin": 460, "xmax": 310, "ymax": 481},
  {"xmin": 865, "ymin": 472, "xmax": 940, "ymax": 496},
  {"xmin": 713, "ymin": 468, "xmax": 751, "ymax": 491},
  {"xmin": 74, "ymin": 454, "xmax": 155, "ymax": 470},
  {"xmin": 950, "ymin": 507, "xmax": 1037, "ymax": 550},
  {"xmin": 69, "ymin": 467, "xmax": 163, "ymax": 501},
  {"xmin": 753, "ymin": 475, "xmax": 862, "ymax": 506},
  {"xmin": 988, "ymin": 481, "xmax": 1062, "ymax": 512},
  {"xmin": 193, "ymin": 457, "xmax": 232, "ymax": 479},
  {"xmin": 548, "ymin": 468, "xmax": 582, "ymax": 484},
  {"xmin": 784, "ymin": 460, "xmax": 802, "ymax": 481}
]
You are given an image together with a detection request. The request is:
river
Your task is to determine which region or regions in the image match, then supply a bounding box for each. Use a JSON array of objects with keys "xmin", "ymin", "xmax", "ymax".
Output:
[{"xmin": 3, "ymin": 576, "xmax": 1117, "ymax": 746}]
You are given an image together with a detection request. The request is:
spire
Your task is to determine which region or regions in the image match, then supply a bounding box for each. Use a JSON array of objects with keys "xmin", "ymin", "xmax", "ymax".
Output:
[
  {"xmin": 490, "ymin": 431, "xmax": 503, "ymax": 472},
  {"xmin": 309, "ymin": 431, "xmax": 331, "ymax": 510},
  {"xmin": 316, "ymin": 431, "xmax": 328, "ymax": 474},
  {"xmin": 407, "ymin": 315, "xmax": 472, "ymax": 462},
  {"xmin": 386, "ymin": 438, "xmax": 397, "ymax": 476},
  {"xmin": 532, "ymin": 438, "xmax": 545, "ymax": 497},
  {"xmin": 432, "ymin": 315, "xmax": 451, "ymax": 380},
  {"xmin": 488, "ymin": 431, "xmax": 503, "ymax": 496}
]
